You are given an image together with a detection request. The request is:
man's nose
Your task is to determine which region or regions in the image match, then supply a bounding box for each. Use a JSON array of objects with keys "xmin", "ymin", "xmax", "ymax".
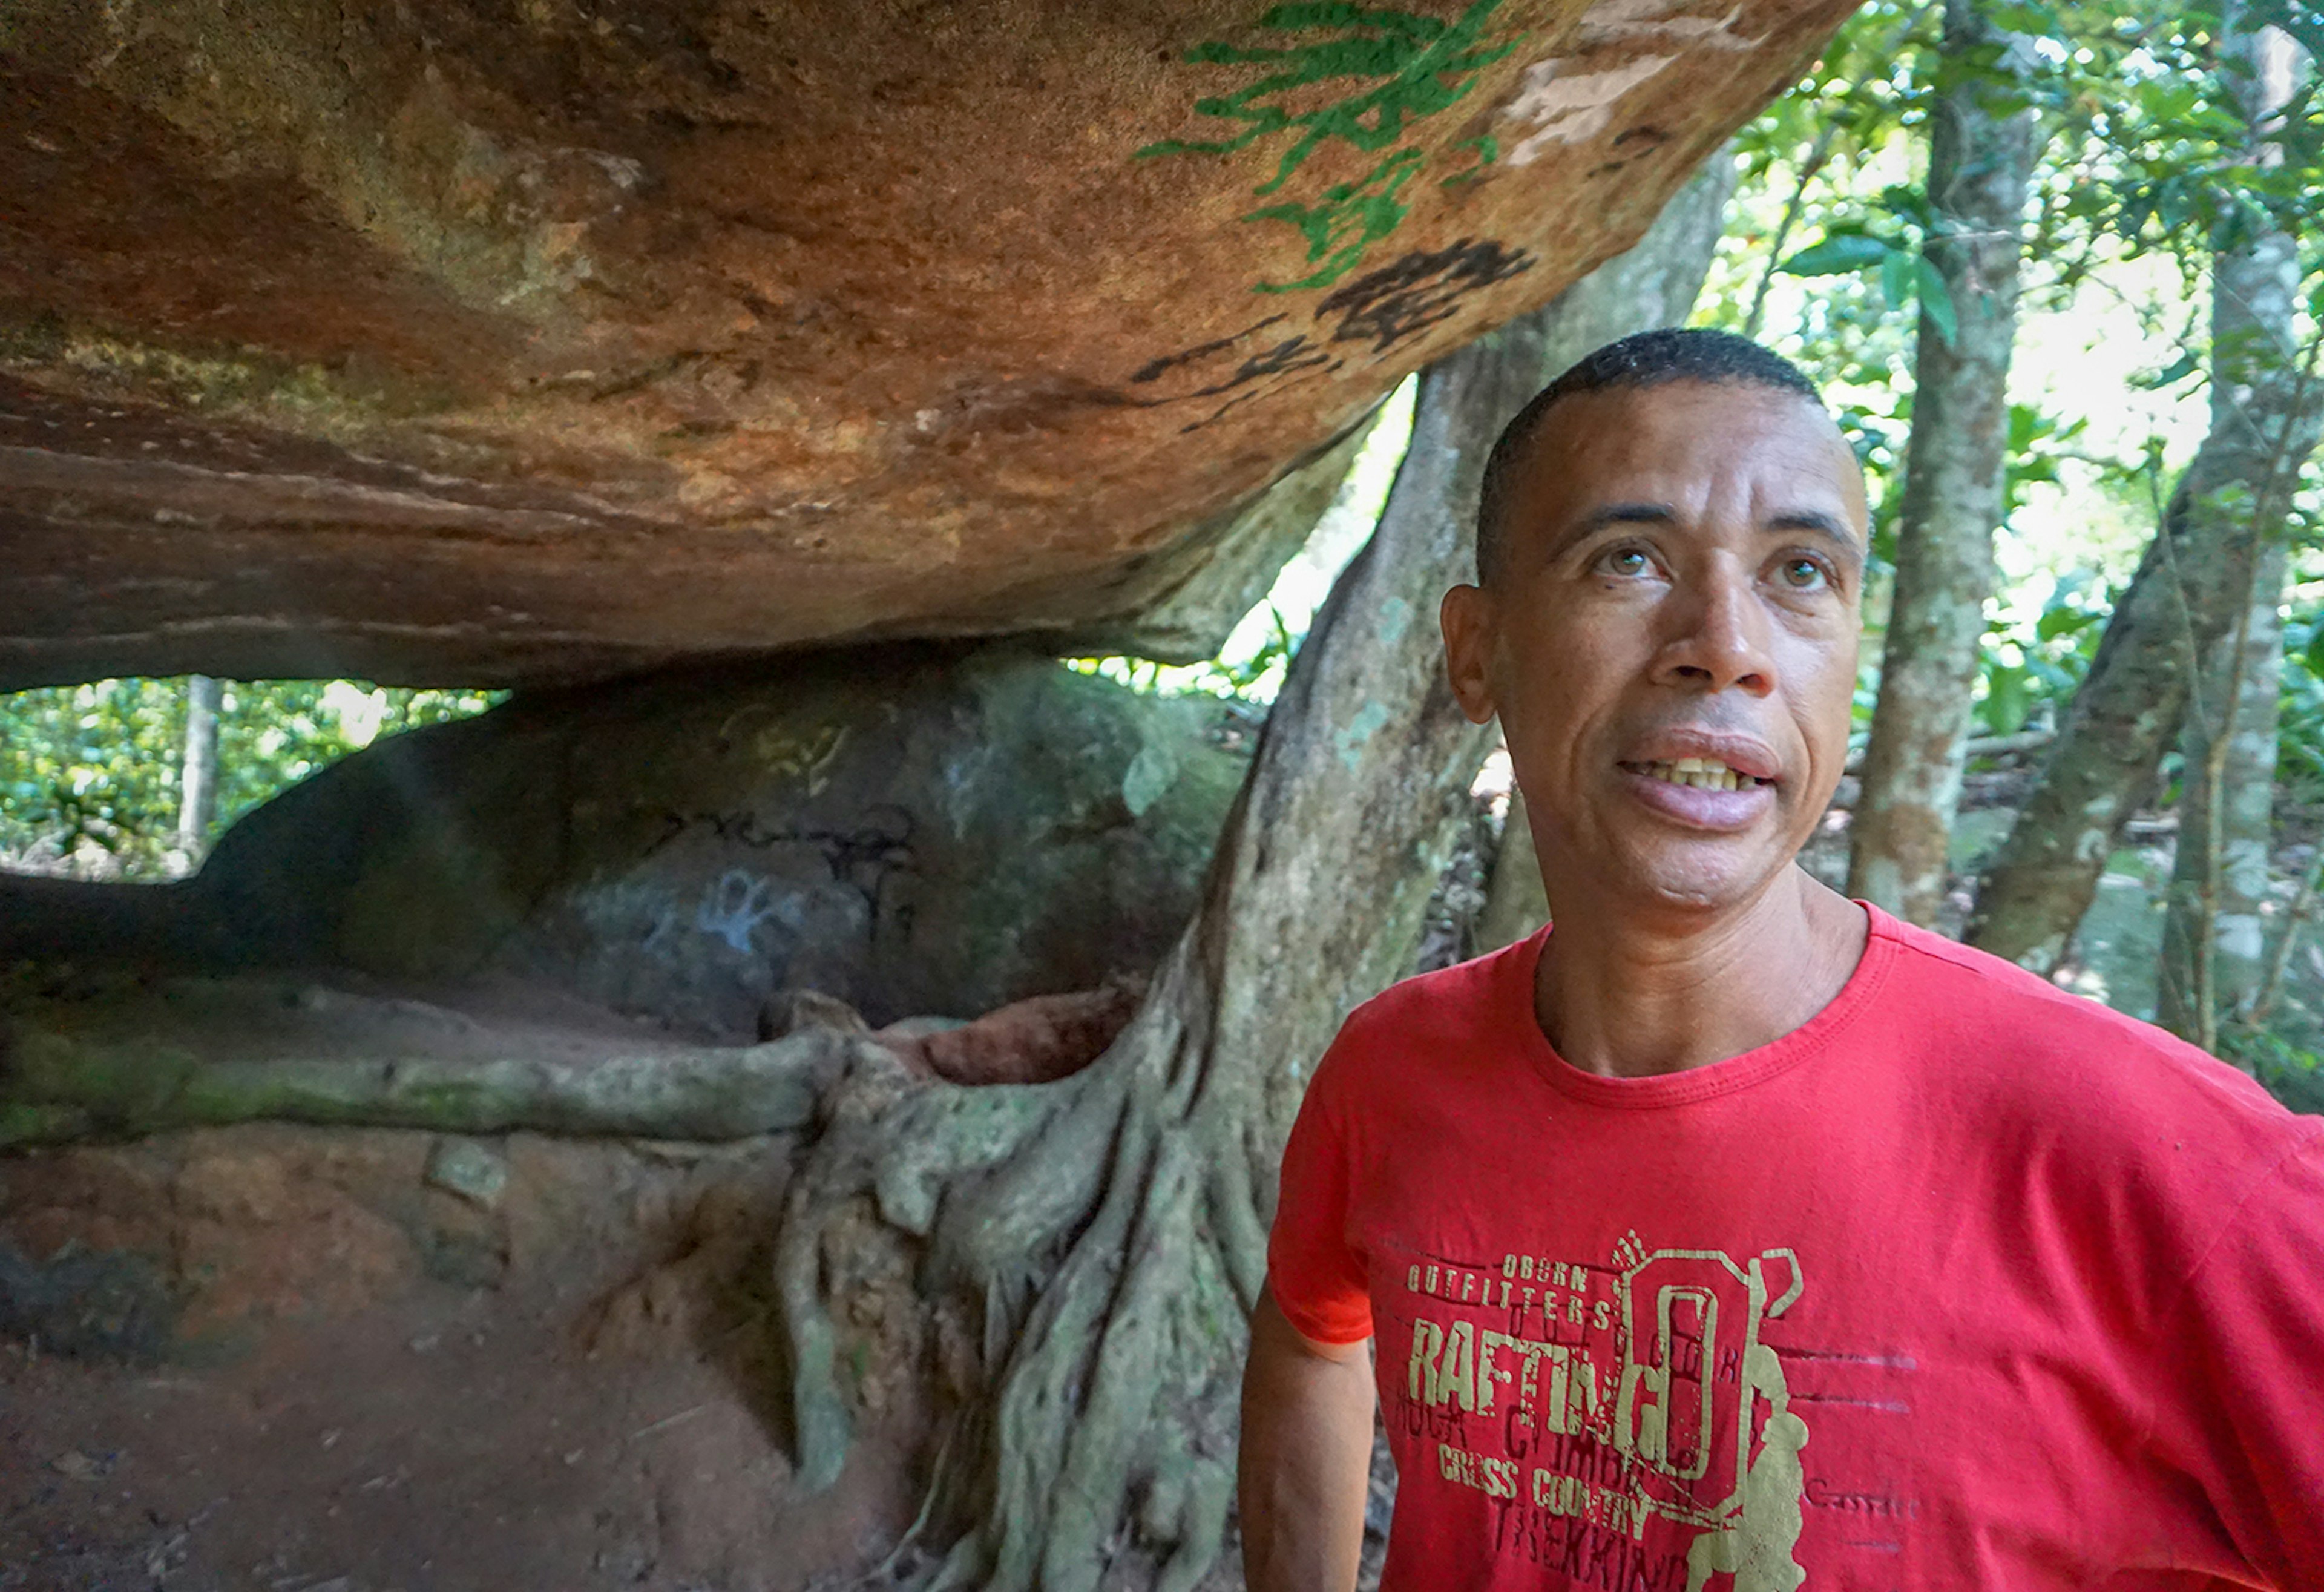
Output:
[{"xmin": 1652, "ymin": 554, "xmax": 1776, "ymax": 696}]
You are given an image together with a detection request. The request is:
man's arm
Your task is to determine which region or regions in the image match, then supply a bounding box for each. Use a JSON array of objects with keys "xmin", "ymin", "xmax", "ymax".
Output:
[{"xmin": 1239, "ymin": 1286, "xmax": 1376, "ymax": 1592}]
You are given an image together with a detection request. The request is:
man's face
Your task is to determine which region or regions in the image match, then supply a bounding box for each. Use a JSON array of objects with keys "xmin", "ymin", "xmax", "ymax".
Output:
[{"xmin": 1442, "ymin": 379, "xmax": 1866, "ymax": 917}]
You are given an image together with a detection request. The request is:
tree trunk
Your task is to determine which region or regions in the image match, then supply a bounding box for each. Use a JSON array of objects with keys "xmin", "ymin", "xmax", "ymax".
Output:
[
  {"xmin": 1845, "ymin": 0, "xmax": 2036, "ymax": 925},
  {"xmin": 764, "ymin": 159, "xmax": 1736, "ymax": 1592},
  {"xmin": 177, "ymin": 674, "xmax": 222, "ymax": 859},
  {"xmin": 2155, "ymin": 19, "xmax": 2309, "ymax": 1045},
  {"xmin": 2158, "ymin": 542, "xmax": 2290, "ymax": 1041},
  {"xmin": 1476, "ymin": 786, "xmax": 1552, "ymax": 952},
  {"xmin": 1966, "ymin": 16, "xmax": 2319, "ymax": 969}
]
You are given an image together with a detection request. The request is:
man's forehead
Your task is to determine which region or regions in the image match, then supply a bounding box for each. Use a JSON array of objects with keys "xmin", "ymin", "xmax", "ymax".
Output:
[
  {"xmin": 1521, "ymin": 380, "xmax": 1864, "ymax": 527},
  {"xmin": 1534, "ymin": 381, "xmax": 1859, "ymax": 488}
]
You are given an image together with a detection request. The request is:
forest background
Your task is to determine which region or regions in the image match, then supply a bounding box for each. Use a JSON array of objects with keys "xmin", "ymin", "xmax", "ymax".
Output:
[{"xmin": 7, "ymin": 0, "xmax": 2323, "ymax": 1103}]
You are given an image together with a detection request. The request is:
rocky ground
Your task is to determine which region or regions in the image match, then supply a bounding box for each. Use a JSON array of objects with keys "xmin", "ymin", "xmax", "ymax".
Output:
[
  {"xmin": 0, "ymin": 958, "xmax": 1166, "ymax": 1592},
  {"xmin": 0, "ymin": 1112, "xmax": 941, "ymax": 1592}
]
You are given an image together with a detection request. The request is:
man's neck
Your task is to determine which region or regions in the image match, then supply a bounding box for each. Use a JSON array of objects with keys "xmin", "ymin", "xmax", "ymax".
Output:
[{"xmin": 1534, "ymin": 867, "xmax": 1868, "ymax": 1079}]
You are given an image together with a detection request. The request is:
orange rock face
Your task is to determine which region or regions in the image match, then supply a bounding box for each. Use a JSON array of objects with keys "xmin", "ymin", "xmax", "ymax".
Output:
[{"xmin": 0, "ymin": 0, "xmax": 1851, "ymax": 688}]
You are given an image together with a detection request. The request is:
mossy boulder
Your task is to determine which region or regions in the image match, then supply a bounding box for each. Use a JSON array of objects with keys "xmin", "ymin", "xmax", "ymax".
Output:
[{"xmin": 144, "ymin": 648, "xmax": 1249, "ymax": 1031}]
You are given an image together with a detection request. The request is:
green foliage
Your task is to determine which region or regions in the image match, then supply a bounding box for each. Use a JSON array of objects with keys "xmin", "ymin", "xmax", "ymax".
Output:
[
  {"xmin": 1776, "ymin": 186, "xmax": 1960, "ymax": 349},
  {"xmin": 2003, "ymin": 401, "xmax": 2088, "ymax": 518},
  {"xmin": 1, "ymin": 681, "xmax": 185, "ymax": 873},
  {"xmin": 1716, "ymin": 0, "xmax": 2324, "ymax": 778},
  {"xmin": 1974, "ymin": 572, "xmax": 2111, "ymax": 737},
  {"xmin": 1730, "ymin": 0, "xmax": 1933, "ymax": 176},
  {"xmin": 1137, "ymin": 1, "xmax": 1521, "ymax": 289},
  {"xmin": 2024, "ymin": 0, "xmax": 2324, "ymax": 323},
  {"xmin": 1, "ymin": 679, "xmax": 502, "ymax": 878},
  {"xmin": 2277, "ymin": 607, "xmax": 2324, "ymax": 798},
  {"xmin": 1071, "ymin": 602, "xmax": 1306, "ymax": 704},
  {"xmin": 1697, "ymin": 0, "xmax": 1938, "ymax": 570},
  {"xmin": 2219, "ymin": 1022, "xmax": 2324, "ymax": 1113}
]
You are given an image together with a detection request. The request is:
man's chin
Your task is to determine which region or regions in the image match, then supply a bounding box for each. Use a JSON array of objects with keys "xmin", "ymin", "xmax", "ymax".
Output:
[{"xmin": 1601, "ymin": 837, "xmax": 1799, "ymax": 918}]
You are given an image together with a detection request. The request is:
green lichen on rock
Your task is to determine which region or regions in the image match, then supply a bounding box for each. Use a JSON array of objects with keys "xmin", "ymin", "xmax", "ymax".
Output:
[{"xmin": 1137, "ymin": 1, "xmax": 1521, "ymax": 288}]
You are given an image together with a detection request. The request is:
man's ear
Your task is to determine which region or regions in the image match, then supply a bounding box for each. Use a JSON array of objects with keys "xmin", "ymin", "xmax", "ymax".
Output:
[{"xmin": 1440, "ymin": 584, "xmax": 1499, "ymax": 726}]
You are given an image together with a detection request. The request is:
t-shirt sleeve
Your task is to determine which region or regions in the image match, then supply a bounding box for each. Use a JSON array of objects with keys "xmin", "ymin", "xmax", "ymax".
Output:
[
  {"xmin": 1265, "ymin": 1052, "xmax": 1374, "ymax": 1345},
  {"xmin": 2145, "ymin": 1124, "xmax": 2324, "ymax": 1584}
]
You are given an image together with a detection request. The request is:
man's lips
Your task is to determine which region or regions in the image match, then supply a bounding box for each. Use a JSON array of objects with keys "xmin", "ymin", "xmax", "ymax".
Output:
[
  {"xmin": 1613, "ymin": 731, "xmax": 1783, "ymax": 832},
  {"xmin": 1618, "ymin": 729, "xmax": 1782, "ymax": 783},
  {"xmin": 1615, "ymin": 762, "xmax": 1779, "ymax": 831}
]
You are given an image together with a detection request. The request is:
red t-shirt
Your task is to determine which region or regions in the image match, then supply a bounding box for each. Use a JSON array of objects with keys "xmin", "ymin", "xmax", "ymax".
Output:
[{"xmin": 1269, "ymin": 905, "xmax": 2324, "ymax": 1590}]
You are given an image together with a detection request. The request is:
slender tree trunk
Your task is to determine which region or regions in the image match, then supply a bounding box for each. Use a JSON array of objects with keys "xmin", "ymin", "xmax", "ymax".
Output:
[
  {"xmin": 1845, "ymin": 0, "xmax": 2036, "ymax": 925},
  {"xmin": 177, "ymin": 674, "xmax": 221, "ymax": 859},
  {"xmin": 1477, "ymin": 786, "xmax": 1552, "ymax": 950},
  {"xmin": 763, "ymin": 159, "xmax": 1734, "ymax": 1592},
  {"xmin": 2156, "ymin": 20, "xmax": 2308, "ymax": 1044},
  {"xmin": 2159, "ymin": 542, "xmax": 2290, "ymax": 1040},
  {"xmin": 1967, "ymin": 16, "xmax": 2319, "ymax": 969},
  {"xmin": 1742, "ymin": 126, "xmax": 1836, "ymax": 342}
]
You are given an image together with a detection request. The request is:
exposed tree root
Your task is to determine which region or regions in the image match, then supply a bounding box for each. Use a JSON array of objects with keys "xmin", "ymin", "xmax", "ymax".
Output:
[{"xmin": 0, "ymin": 1015, "xmax": 876, "ymax": 1148}]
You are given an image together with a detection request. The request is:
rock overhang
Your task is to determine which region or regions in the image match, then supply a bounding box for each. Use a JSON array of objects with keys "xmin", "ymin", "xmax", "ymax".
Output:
[{"xmin": 0, "ymin": 0, "xmax": 1858, "ymax": 689}]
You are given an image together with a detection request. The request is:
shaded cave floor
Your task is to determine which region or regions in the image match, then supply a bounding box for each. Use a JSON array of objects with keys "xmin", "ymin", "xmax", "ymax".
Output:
[
  {"xmin": 1, "ymin": 1114, "xmax": 930, "ymax": 1592},
  {"xmin": 0, "ymin": 957, "xmax": 988, "ymax": 1592}
]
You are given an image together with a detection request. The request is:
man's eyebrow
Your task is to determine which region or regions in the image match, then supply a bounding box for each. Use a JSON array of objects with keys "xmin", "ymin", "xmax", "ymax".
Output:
[
  {"xmin": 1766, "ymin": 510, "xmax": 1863, "ymax": 559},
  {"xmin": 1581, "ymin": 502, "xmax": 1675, "ymax": 529},
  {"xmin": 1554, "ymin": 502, "xmax": 1865, "ymax": 563}
]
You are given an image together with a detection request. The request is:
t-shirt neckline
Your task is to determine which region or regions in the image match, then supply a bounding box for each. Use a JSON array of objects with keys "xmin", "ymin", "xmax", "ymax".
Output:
[{"xmin": 1510, "ymin": 900, "xmax": 1899, "ymax": 1108}]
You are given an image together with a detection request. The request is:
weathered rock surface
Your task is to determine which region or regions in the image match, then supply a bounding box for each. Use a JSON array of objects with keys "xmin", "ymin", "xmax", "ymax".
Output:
[
  {"xmin": 0, "ymin": 649, "xmax": 1247, "ymax": 1030},
  {"xmin": 0, "ymin": 0, "xmax": 1852, "ymax": 688}
]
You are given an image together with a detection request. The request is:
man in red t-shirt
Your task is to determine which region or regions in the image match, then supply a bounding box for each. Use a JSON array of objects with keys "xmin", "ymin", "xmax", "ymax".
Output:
[{"xmin": 1239, "ymin": 327, "xmax": 2324, "ymax": 1591}]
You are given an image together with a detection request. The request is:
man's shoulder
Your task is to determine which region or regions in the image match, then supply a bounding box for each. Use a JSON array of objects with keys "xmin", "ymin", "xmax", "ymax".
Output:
[
  {"xmin": 1871, "ymin": 910, "xmax": 2309, "ymax": 1156},
  {"xmin": 1306, "ymin": 934, "xmax": 1535, "ymax": 1100},
  {"xmin": 1876, "ymin": 909, "xmax": 2205, "ymax": 1061},
  {"xmin": 1339, "ymin": 934, "xmax": 1533, "ymax": 1045}
]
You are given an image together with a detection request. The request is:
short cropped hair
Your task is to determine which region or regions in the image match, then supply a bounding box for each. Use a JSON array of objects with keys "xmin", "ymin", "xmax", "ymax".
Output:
[{"xmin": 1473, "ymin": 327, "xmax": 1825, "ymax": 585}]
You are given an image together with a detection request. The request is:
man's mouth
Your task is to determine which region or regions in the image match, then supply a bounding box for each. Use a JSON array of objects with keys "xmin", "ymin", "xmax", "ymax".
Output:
[{"xmin": 1624, "ymin": 757, "xmax": 1774, "ymax": 793}]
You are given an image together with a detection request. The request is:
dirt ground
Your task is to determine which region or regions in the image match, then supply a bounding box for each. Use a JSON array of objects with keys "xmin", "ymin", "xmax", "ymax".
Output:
[
  {"xmin": 0, "ymin": 946, "xmax": 1202, "ymax": 1592},
  {"xmin": 0, "ymin": 1114, "xmax": 930, "ymax": 1592}
]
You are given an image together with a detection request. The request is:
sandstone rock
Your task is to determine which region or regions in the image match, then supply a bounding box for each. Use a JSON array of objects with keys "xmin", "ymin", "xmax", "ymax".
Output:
[
  {"xmin": 0, "ymin": 1123, "xmax": 806, "ymax": 1363},
  {"xmin": 0, "ymin": 1131, "xmax": 427, "ymax": 1352},
  {"xmin": 874, "ymin": 982, "xmax": 1144, "ymax": 1087},
  {"xmin": 0, "ymin": 0, "xmax": 1853, "ymax": 688},
  {"xmin": 0, "ymin": 1242, "xmax": 178, "ymax": 1363}
]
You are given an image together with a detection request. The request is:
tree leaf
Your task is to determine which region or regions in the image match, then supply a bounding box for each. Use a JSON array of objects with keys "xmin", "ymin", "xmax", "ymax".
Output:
[
  {"xmin": 2142, "ymin": 349, "xmax": 2201, "ymax": 387},
  {"xmin": 1915, "ymin": 255, "xmax": 1958, "ymax": 348},
  {"xmin": 1778, "ymin": 232, "xmax": 1891, "ymax": 275},
  {"xmin": 2036, "ymin": 604, "xmax": 2102, "ymax": 642},
  {"xmin": 1880, "ymin": 246, "xmax": 1914, "ymax": 310}
]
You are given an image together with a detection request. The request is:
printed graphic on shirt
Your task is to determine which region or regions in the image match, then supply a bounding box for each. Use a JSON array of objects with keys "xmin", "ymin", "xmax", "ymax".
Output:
[{"xmin": 1387, "ymin": 1232, "xmax": 1814, "ymax": 1590}]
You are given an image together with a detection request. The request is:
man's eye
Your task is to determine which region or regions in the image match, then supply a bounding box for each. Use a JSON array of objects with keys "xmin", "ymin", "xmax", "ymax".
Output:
[
  {"xmin": 1779, "ymin": 557, "xmax": 1828, "ymax": 590},
  {"xmin": 1604, "ymin": 548, "xmax": 1650, "ymax": 577}
]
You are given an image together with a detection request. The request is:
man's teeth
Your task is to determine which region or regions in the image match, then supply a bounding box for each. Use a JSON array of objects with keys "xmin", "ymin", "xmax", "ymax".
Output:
[{"xmin": 1638, "ymin": 757, "xmax": 1763, "ymax": 792}]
